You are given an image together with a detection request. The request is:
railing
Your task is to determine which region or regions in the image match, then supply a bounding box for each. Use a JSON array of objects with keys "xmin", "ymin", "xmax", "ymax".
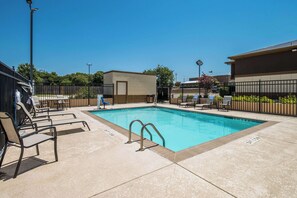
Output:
[
  {"xmin": 34, "ymin": 84, "xmax": 114, "ymax": 107},
  {"xmin": 173, "ymin": 79, "xmax": 297, "ymax": 116},
  {"xmin": 229, "ymin": 79, "xmax": 297, "ymax": 116},
  {"xmin": 127, "ymin": 120, "xmax": 153, "ymax": 143},
  {"xmin": 0, "ymin": 61, "xmax": 30, "ymax": 161},
  {"xmin": 138, "ymin": 123, "xmax": 165, "ymax": 151}
]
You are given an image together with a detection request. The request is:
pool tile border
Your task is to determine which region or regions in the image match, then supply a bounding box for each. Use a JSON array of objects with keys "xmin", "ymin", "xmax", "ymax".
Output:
[{"xmin": 83, "ymin": 109, "xmax": 278, "ymax": 162}]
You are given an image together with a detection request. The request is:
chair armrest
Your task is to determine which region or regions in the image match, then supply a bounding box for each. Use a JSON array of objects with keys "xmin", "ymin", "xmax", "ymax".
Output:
[
  {"xmin": 36, "ymin": 126, "xmax": 57, "ymax": 137},
  {"xmin": 17, "ymin": 123, "xmax": 38, "ymax": 131},
  {"xmin": 22, "ymin": 126, "xmax": 57, "ymax": 138}
]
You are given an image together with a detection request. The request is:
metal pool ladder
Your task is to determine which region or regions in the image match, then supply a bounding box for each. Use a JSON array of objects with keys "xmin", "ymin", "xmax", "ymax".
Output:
[
  {"xmin": 127, "ymin": 120, "xmax": 153, "ymax": 143},
  {"xmin": 127, "ymin": 120, "xmax": 165, "ymax": 151}
]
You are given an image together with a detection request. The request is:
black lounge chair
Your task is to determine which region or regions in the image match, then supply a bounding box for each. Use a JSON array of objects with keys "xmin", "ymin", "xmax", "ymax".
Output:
[
  {"xmin": 218, "ymin": 95, "xmax": 232, "ymax": 111},
  {"xmin": 17, "ymin": 102, "xmax": 90, "ymax": 131},
  {"xmin": 195, "ymin": 96, "xmax": 214, "ymax": 110},
  {"xmin": 30, "ymin": 96, "xmax": 76, "ymax": 119},
  {"xmin": 0, "ymin": 112, "xmax": 58, "ymax": 178}
]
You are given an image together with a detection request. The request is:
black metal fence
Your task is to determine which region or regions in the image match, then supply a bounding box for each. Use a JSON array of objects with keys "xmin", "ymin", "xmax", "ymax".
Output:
[
  {"xmin": 34, "ymin": 84, "xmax": 114, "ymax": 107},
  {"xmin": 0, "ymin": 61, "xmax": 30, "ymax": 159},
  {"xmin": 229, "ymin": 80, "xmax": 297, "ymax": 116}
]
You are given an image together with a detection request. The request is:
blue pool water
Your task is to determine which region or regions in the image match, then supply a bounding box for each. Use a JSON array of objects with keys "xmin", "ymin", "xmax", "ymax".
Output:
[{"xmin": 91, "ymin": 107, "xmax": 263, "ymax": 152}]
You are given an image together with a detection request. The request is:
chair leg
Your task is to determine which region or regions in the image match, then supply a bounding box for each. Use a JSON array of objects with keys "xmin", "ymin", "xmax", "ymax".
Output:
[
  {"xmin": 14, "ymin": 148, "xmax": 24, "ymax": 178},
  {"xmin": 54, "ymin": 139, "xmax": 58, "ymax": 162},
  {"xmin": 84, "ymin": 122, "xmax": 90, "ymax": 131},
  {"xmin": 0, "ymin": 143, "xmax": 7, "ymax": 169},
  {"xmin": 36, "ymin": 145, "xmax": 39, "ymax": 155}
]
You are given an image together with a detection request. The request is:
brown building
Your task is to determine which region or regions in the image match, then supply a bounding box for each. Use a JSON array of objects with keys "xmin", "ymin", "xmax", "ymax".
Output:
[{"xmin": 226, "ymin": 40, "xmax": 297, "ymax": 82}]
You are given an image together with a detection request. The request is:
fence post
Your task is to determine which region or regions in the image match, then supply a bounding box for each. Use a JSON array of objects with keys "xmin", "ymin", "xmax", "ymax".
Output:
[
  {"xmin": 181, "ymin": 86, "xmax": 184, "ymax": 102},
  {"xmin": 294, "ymin": 80, "xmax": 297, "ymax": 116},
  {"xmin": 88, "ymin": 85, "xmax": 90, "ymax": 106},
  {"xmin": 112, "ymin": 84, "xmax": 115, "ymax": 105},
  {"xmin": 12, "ymin": 66, "xmax": 16, "ymax": 122},
  {"xmin": 258, "ymin": 80, "xmax": 261, "ymax": 113}
]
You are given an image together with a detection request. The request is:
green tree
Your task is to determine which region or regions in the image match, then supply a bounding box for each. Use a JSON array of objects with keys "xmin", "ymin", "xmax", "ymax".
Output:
[
  {"xmin": 17, "ymin": 63, "xmax": 43, "ymax": 84},
  {"xmin": 143, "ymin": 65, "xmax": 174, "ymax": 87},
  {"xmin": 38, "ymin": 71, "xmax": 61, "ymax": 85},
  {"xmin": 92, "ymin": 71, "xmax": 104, "ymax": 85},
  {"xmin": 69, "ymin": 73, "xmax": 89, "ymax": 86}
]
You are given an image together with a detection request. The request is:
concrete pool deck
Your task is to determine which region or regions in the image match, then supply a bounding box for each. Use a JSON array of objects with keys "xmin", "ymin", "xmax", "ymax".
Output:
[{"xmin": 1, "ymin": 103, "xmax": 297, "ymax": 197}]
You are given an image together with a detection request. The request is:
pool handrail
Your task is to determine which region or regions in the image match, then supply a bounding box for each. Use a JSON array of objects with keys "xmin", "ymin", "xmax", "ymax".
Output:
[
  {"xmin": 127, "ymin": 120, "xmax": 153, "ymax": 143},
  {"xmin": 139, "ymin": 123, "xmax": 165, "ymax": 151}
]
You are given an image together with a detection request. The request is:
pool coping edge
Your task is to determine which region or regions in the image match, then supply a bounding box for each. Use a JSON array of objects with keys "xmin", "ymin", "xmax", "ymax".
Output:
[{"xmin": 83, "ymin": 108, "xmax": 278, "ymax": 163}]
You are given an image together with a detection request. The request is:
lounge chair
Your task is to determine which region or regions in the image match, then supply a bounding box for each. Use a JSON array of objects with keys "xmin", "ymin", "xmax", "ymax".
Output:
[
  {"xmin": 17, "ymin": 102, "xmax": 90, "ymax": 131},
  {"xmin": 185, "ymin": 95, "xmax": 199, "ymax": 107},
  {"xmin": 30, "ymin": 97, "xmax": 76, "ymax": 119},
  {"xmin": 218, "ymin": 95, "xmax": 232, "ymax": 111},
  {"xmin": 0, "ymin": 112, "xmax": 58, "ymax": 178},
  {"xmin": 180, "ymin": 95, "xmax": 199, "ymax": 108},
  {"xmin": 179, "ymin": 96, "xmax": 188, "ymax": 107},
  {"xmin": 195, "ymin": 95, "xmax": 214, "ymax": 110},
  {"xmin": 101, "ymin": 97, "xmax": 110, "ymax": 109}
]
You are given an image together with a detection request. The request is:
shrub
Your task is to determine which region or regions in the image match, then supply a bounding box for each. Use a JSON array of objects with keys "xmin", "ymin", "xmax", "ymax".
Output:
[
  {"xmin": 214, "ymin": 95, "xmax": 222, "ymax": 105},
  {"xmin": 219, "ymin": 87, "xmax": 229, "ymax": 97},
  {"xmin": 279, "ymin": 94, "xmax": 297, "ymax": 104},
  {"xmin": 232, "ymin": 95, "xmax": 274, "ymax": 103}
]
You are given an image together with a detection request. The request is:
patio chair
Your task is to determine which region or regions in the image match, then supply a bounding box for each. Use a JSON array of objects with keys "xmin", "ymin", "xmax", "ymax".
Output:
[
  {"xmin": 101, "ymin": 97, "xmax": 110, "ymax": 109},
  {"xmin": 30, "ymin": 97, "xmax": 76, "ymax": 119},
  {"xmin": 218, "ymin": 95, "xmax": 232, "ymax": 111},
  {"xmin": 17, "ymin": 102, "xmax": 90, "ymax": 131},
  {"xmin": 179, "ymin": 96, "xmax": 188, "ymax": 107},
  {"xmin": 55, "ymin": 95, "xmax": 70, "ymax": 110},
  {"xmin": 195, "ymin": 95, "xmax": 214, "ymax": 110},
  {"xmin": 0, "ymin": 112, "xmax": 58, "ymax": 178},
  {"xmin": 185, "ymin": 95, "xmax": 199, "ymax": 107}
]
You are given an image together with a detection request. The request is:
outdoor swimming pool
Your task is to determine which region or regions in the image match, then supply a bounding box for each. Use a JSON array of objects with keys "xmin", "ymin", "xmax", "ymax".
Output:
[{"xmin": 91, "ymin": 107, "xmax": 264, "ymax": 152}]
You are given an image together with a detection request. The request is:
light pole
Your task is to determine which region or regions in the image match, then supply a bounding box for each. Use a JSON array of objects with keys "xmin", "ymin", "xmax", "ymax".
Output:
[
  {"xmin": 87, "ymin": 63, "xmax": 92, "ymax": 106},
  {"xmin": 26, "ymin": 0, "xmax": 38, "ymax": 85},
  {"xmin": 196, "ymin": 59, "xmax": 203, "ymax": 104}
]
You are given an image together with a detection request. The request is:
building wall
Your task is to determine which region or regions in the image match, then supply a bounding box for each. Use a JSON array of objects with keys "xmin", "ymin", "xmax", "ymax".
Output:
[
  {"xmin": 235, "ymin": 73, "xmax": 297, "ymax": 82},
  {"xmin": 103, "ymin": 71, "xmax": 156, "ymax": 103},
  {"xmin": 111, "ymin": 72, "xmax": 156, "ymax": 95},
  {"xmin": 233, "ymin": 50, "xmax": 297, "ymax": 77},
  {"xmin": 103, "ymin": 72, "xmax": 114, "ymax": 95}
]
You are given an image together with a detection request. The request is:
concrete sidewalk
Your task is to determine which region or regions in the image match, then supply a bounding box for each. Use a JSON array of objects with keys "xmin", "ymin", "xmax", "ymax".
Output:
[{"xmin": 1, "ymin": 103, "xmax": 297, "ymax": 197}]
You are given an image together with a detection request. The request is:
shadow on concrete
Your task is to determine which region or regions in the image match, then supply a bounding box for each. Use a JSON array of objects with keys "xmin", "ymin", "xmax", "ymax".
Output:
[
  {"xmin": 0, "ymin": 156, "xmax": 55, "ymax": 181},
  {"xmin": 45, "ymin": 128, "xmax": 86, "ymax": 137}
]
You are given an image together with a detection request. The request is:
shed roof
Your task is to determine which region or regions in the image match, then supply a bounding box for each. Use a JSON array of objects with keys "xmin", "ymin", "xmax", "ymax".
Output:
[
  {"xmin": 229, "ymin": 40, "xmax": 297, "ymax": 60},
  {"xmin": 104, "ymin": 70, "xmax": 156, "ymax": 76}
]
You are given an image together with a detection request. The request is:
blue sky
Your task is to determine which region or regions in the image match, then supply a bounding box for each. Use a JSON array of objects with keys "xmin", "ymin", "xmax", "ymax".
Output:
[{"xmin": 1, "ymin": 0, "xmax": 297, "ymax": 81}]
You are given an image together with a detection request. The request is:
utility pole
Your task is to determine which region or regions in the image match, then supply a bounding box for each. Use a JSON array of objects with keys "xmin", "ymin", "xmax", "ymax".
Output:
[
  {"xmin": 87, "ymin": 63, "xmax": 92, "ymax": 106},
  {"xmin": 196, "ymin": 60, "xmax": 203, "ymax": 104},
  {"xmin": 26, "ymin": 0, "xmax": 38, "ymax": 85}
]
